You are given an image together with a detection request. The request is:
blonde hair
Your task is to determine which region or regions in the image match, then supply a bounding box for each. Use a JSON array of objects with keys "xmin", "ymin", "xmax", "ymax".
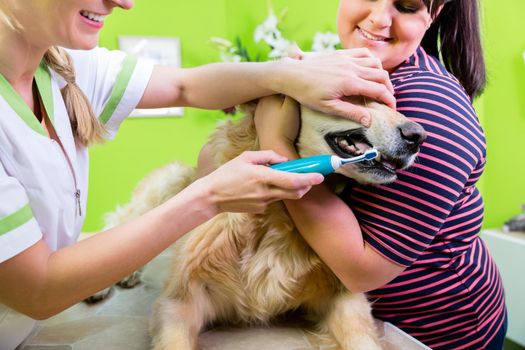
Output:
[
  {"xmin": 44, "ymin": 47, "xmax": 106, "ymax": 146},
  {"xmin": 0, "ymin": 2, "xmax": 105, "ymax": 146}
]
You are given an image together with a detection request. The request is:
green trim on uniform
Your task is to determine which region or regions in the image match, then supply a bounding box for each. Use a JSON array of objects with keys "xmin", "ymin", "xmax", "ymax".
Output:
[
  {"xmin": 0, "ymin": 66, "xmax": 51, "ymax": 136},
  {"xmin": 35, "ymin": 62, "xmax": 55, "ymax": 124},
  {"xmin": 99, "ymin": 55, "xmax": 138, "ymax": 125},
  {"xmin": 0, "ymin": 204, "xmax": 34, "ymax": 236}
]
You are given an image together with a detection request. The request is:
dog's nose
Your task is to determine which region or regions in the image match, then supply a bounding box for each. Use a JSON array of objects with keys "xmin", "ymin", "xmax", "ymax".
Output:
[{"xmin": 399, "ymin": 122, "xmax": 427, "ymax": 150}]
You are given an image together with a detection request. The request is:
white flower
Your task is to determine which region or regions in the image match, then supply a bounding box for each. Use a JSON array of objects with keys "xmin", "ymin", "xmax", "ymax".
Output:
[
  {"xmin": 220, "ymin": 51, "xmax": 242, "ymax": 63},
  {"xmin": 254, "ymin": 11, "xmax": 281, "ymax": 45},
  {"xmin": 312, "ymin": 32, "xmax": 340, "ymax": 52},
  {"xmin": 210, "ymin": 37, "xmax": 243, "ymax": 62},
  {"xmin": 209, "ymin": 37, "xmax": 233, "ymax": 51},
  {"xmin": 268, "ymin": 37, "xmax": 292, "ymax": 59}
]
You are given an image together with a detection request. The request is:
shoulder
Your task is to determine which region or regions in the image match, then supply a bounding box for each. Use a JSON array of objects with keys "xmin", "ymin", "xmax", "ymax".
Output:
[
  {"xmin": 391, "ymin": 49, "xmax": 485, "ymax": 167},
  {"xmin": 62, "ymin": 47, "xmax": 130, "ymax": 78},
  {"xmin": 392, "ymin": 48, "xmax": 472, "ymax": 112}
]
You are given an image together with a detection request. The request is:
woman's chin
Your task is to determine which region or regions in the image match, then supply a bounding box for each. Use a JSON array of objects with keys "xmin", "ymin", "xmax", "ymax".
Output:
[{"xmin": 64, "ymin": 36, "xmax": 99, "ymax": 50}]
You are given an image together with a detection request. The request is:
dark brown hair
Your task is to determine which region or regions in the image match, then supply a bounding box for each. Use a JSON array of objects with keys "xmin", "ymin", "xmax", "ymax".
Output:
[{"xmin": 421, "ymin": 0, "xmax": 485, "ymax": 99}]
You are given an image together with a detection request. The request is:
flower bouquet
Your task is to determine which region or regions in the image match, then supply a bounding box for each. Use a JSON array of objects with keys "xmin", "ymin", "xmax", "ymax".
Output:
[{"xmin": 209, "ymin": 4, "xmax": 340, "ymax": 114}]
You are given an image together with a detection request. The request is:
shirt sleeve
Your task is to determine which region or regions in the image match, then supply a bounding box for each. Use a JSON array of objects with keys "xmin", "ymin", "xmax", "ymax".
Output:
[
  {"xmin": 342, "ymin": 71, "xmax": 486, "ymax": 266},
  {"xmin": 0, "ymin": 162, "xmax": 41, "ymax": 263},
  {"xmin": 63, "ymin": 47, "xmax": 155, "ymax": 139}
]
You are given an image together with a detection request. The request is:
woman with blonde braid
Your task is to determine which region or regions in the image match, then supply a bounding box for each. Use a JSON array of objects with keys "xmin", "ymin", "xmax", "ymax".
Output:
[{"xmin": 0, "ymin": 1, "xmax": 397, "ymax": 349}]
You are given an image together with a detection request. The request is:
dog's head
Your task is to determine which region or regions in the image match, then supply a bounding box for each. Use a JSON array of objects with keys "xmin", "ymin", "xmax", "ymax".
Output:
[{"xmin": 297, "ymin": 98, "xmax": 426, "ymax": 184}]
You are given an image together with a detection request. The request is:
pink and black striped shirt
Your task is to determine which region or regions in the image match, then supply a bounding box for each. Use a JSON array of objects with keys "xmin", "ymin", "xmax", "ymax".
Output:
[{"xmin": 342, "ymin": 47, "xmax": 506, "ymax": 349}]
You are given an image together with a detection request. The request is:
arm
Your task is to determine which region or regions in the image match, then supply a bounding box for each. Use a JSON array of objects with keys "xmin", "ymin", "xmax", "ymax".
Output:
[
  {"xmin": 284, "ymin": 186, "xmax": 405, "ymax": 292},
  {"xmin": 254, "ymin": 96, "xmax": 403, "ymax": 292},
  {"xmin": 255, "ymin": 70, "xmax": 484, "ymax": 292},
  {"xmin": 137, "ymin": 48, "xmax": 396, "ymax": 125},
  {"xmin": 0, "ymin": 151, "xmax": 323, "ymax": 319}
]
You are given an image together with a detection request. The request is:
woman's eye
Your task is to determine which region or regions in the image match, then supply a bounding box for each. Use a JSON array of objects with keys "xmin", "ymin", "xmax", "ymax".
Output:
[{"xmin": 395, "ymin": 1, "xmax": 422, "ymax": 13}]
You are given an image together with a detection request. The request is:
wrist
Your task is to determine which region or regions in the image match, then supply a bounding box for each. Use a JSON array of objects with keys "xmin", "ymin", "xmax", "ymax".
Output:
[
  {"xmin": 173, "ymin": 178, "xmax": 219, "ymax": 223},
  {"xmin": 263, "ymin": 58, "xmax": 292, "ymax": 95}
]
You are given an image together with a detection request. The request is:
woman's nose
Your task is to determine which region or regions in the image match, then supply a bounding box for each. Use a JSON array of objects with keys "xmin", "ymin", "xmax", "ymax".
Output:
[
  {"xmin": 108, "ymin": 0, "xmax": 134, "ymax": 10},
  {"xmin": 368, "ymin": 1, "xmax": 393, "ymax": 28}
]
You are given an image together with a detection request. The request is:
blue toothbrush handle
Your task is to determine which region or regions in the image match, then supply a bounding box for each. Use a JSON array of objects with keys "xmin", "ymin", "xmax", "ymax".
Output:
[{"xmin": 269, "ymin": 155, "xmax": 335, "ymax": 176}]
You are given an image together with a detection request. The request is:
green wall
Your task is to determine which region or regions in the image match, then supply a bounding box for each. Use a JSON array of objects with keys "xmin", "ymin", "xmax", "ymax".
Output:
[
  {"xmin": 84, "ymin": 0, "xmax": 339, "ymax": 231},
  {"xmin": 84, "ymin": 0, "xmax": 525, "ymax": 231},
  {"xmin": 480, "ymin": 0, "xmax": 525, "ymax": 227}
]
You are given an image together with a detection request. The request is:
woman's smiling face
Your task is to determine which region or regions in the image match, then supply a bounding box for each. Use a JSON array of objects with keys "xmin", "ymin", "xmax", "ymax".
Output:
[
  {"xmin": 337, "ymin": 0, "xmax": 433, "ymax": 71},
  {"xmin": 3, "ymin": 0, "xmax": 134, "ymax": 50}
]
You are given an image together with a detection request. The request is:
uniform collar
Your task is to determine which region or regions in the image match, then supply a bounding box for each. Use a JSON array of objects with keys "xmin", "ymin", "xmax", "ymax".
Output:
[{"xmin": 0, "ymin": 61, "xmax": 55, "ymax": 136}]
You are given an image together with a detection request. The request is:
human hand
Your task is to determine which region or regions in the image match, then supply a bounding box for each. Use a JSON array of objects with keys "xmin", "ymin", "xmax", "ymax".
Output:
[
  {"xmin": 275, "ymin": 47, "xmax": 395, "ymax": 127},
  {"xmin": 197, "ymin": 150, "xmax": 324, "ymax": 214},
  {"xmin": 254, "ymin": 95, "xmax": 300, "ymax": 157}
]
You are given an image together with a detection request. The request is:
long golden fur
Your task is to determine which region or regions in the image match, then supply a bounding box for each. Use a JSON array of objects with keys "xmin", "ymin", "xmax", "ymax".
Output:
[{"xmin": 105, "ymin": 100, "xmax": 425, "ymax": 350}]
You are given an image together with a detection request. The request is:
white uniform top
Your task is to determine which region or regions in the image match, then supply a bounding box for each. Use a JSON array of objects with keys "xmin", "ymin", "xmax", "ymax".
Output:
[{"xmin": 0, "ymin": 47, "xmax": 154, "ymax": 350}]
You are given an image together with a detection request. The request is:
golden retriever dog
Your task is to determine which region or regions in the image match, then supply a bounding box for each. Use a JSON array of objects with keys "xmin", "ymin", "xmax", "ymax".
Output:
[{"xmin": 103, "ymin": 98, "xmax": 426, "ymax": 350}]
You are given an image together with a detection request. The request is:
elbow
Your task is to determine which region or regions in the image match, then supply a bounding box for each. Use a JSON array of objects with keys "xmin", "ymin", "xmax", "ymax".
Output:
[
  {"xmin": 27, "ymin": 311, "xmax": 52, "ymax": 321},
  {"xmin": 29, "ymin": 307, "xmax": 62, "ymax": 321},
  {"xmin": 17, "ymin": 296, "xmax": 66, "ymax": 320},
  {"xmin": 21, "ymin": 304, "xmax": 61, "ymax": 321}
]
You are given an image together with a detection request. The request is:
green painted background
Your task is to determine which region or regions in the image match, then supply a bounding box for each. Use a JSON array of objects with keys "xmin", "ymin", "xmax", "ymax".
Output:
[
  {"xmin": 481, "ymin": 0, "xmax": 525, "ymax": 227},
  {"xmin": 84, "ymin": 0, "xmax": 525, "ymax": 231}
]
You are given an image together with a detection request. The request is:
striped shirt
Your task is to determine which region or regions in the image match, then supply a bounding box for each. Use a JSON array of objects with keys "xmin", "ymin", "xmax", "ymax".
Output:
[{"xmin": 342, "ymin": 47, "xmax": 506, "ymax": 349}]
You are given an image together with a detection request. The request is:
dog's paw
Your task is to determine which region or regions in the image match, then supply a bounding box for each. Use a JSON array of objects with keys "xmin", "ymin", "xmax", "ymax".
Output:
[
  {"xmin": 84, "ymin": 286, "xmax": 113, "ymax": 304},
  {"xmin": 117, "ymin": 270, "xmax": 142, "ymax": 288}
]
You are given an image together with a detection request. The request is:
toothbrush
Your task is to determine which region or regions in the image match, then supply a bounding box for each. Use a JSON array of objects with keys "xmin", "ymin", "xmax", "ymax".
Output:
[{"xmin": 269, "ymin": 149, "xmax": 379, "ymax": 176}]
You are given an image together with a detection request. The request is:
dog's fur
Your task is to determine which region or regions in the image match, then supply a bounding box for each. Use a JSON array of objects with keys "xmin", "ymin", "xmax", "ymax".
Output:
[{"xmin": 104, "ymin": 100, "xmax": 425, "ymax": 350}]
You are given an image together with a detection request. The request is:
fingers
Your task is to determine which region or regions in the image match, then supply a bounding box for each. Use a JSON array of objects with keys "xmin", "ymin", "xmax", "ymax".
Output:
[
  {"xmin": 355, "ymin": 65, "xmax": 395, "ymax": 95},
  {"xmin": 351, "ymin": 56, "xmax": 383, "ymax": 69},
  {"xmin": 239, "ymin": 150, "xmax": 288, "ymax": 166},
  {"xmin": 328, "ymin": 100, "xmax": 372, "ymax": 127},
  {"xmin": 267, "ymin": 169, "xmax": 324, "ymax": 189},
  {"xmin": 208, "ymin": 151, "xmax": 325, "ymax": 214},
  {"xmin": 244, "ymin": 152, "xmax": 324, "ymax": 190},
  {"xmin": 335, "ymin": 47, "xmax": 375, "ymax": 59},
  {"xmin": 343, "ymin": 78, "xmax": 396, "ymax": 110},
  {"xmin": 331, "ymin": 49, "xmax": 396, "ymax": 107}
]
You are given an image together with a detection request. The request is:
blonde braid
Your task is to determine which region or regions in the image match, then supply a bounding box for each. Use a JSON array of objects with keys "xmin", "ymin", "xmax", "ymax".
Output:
[{"xmin": 44, "ymin": 47, "xmax": 106, "ymax": 146}]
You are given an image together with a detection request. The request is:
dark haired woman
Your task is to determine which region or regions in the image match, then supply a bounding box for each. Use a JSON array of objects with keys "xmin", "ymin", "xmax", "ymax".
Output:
[{"xmin": 255, "ymin": 0, "xmax": 506, "ymax": 348}]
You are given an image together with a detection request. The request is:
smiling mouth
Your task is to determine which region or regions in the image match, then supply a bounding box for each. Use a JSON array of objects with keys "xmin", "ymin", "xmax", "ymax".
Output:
[
  {"xmin": 80, "ymin": 10, "xmax": 106, "ymax": 23},
  {"xmin": 325, "ymin": 129, "xmax": 405, "ymax": 175},
  {"xmin": 357, "ymin": 27, "xmax": 392, "ymax": 42}
]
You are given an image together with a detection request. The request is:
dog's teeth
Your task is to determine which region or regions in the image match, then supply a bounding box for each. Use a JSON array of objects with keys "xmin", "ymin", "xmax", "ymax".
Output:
[
  {"xmin": 347, "ymin": 144, "xmax": 357, "ymax": 153},
  {"xmin": 338, "ymin": 138, "xmax": 350, "ymax": 147}
]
